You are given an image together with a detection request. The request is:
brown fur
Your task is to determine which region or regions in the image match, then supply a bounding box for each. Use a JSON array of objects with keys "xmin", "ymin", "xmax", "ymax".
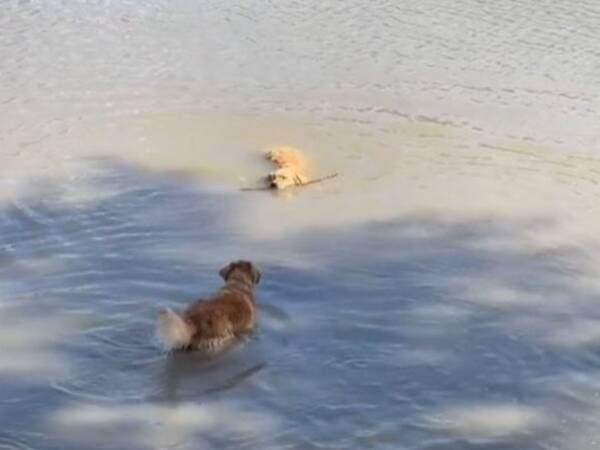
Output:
[
  {"xmin": 157, "ymin": 260, "xmax": 261, "ymax": 352},
  {"xmin": 265, "ymin": 146, "xmax": 310, "ymax": 189}
]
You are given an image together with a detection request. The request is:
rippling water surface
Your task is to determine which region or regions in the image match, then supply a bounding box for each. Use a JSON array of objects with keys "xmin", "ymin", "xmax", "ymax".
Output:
[{"xmin": 2, "ymin": 1, "xmax": 600, "ymax": 449}]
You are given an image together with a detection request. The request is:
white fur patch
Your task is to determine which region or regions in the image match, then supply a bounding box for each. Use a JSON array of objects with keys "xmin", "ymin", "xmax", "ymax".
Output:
[{"xmin": 156, "ymin": 308, "xmax": 192, "ymax": 351}]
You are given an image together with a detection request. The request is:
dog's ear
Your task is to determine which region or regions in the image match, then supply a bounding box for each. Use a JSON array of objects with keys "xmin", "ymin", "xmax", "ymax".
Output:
[
  {"xmin": 250, "ymin": 263, "xmax": 262, "ymax": 285},
  {"xmin": 219, "ymin": 263, "xmax": 233, "ymax": 281}
]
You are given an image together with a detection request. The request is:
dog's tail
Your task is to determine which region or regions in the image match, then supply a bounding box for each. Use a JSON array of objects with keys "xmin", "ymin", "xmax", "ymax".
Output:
[{"xmin": 156, "ymin": 308, "xmax": 193, "ymax": 351}]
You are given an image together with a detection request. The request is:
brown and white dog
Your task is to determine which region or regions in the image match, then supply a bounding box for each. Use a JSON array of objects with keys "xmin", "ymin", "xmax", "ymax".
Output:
[{"xmin": 157, "ymin": 260, "xmax": 261, "ymax": 352}]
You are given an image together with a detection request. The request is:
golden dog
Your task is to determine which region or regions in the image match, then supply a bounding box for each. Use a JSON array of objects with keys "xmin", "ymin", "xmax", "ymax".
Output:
[
  {"xmin": 265, "ymin": 146, "xmax": 310, "ymax": 189},
  {"xmin": 157, "ymin": 260, "xmax": 261, "ymax": 352}
]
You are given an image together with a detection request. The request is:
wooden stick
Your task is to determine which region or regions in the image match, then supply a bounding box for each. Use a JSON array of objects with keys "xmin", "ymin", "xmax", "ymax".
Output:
[
  {"xmin": 240, "ymin": 172, "xmax": 339, "ymax": 192},
  {"xmin": 299, "ymin": 172, "xmax": 339, "ymax": 187}
]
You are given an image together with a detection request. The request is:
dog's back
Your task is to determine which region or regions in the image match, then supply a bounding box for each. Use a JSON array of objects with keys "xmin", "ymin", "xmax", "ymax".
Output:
[
  {"xmin": 184, "ymin": 286, "xmax": 256, "ymax": 341},
  {"xmin": 266, "ymin": 146, "xmax": 307, "ymax": 169}
]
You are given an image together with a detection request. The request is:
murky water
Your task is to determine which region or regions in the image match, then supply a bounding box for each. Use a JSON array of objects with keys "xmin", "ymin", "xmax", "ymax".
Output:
[{"xmin": 2, "ymin": 1, "xmax": 600, "ymax": 449}]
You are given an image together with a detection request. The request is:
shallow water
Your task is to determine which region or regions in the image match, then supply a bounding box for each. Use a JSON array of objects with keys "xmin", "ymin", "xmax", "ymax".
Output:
[{"xmin": 2, "ymin": 1, "xmax": 600, "ymax": 450}]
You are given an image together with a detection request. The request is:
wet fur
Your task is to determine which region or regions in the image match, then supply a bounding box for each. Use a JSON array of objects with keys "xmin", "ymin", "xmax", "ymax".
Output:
[
  {"xmin": 157, "ymin": 260, "xmax": 261, "ymax": 352},
  {"xmin": 265, "ymin": 146, "xmax": 310, "ymax": 189}
]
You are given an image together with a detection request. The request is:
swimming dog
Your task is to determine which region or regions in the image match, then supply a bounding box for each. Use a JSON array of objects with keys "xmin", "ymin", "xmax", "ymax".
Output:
[
  {"xmin": 265, "ymin": 146, "xmax": 310, "ymax": 189},
  {"xmin": 157, "ymin": 260, "xmax": 261, "ymax": 352}
]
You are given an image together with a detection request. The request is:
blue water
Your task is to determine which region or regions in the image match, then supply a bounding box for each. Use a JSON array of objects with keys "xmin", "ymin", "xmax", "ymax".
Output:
[{"xmin": 0, "ymin": 159, "xmax": 598, "ymax": 449}]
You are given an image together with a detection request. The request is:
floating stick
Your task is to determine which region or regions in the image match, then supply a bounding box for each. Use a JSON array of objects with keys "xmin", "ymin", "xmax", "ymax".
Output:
[{"xmin": 240, "ymin": 173, "xmax": 339, "ymax": 192}]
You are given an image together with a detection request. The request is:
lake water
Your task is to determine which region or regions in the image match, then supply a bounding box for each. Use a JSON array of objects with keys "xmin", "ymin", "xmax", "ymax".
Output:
[{"xmin": 1, "ymin": 1, "xmax": 600, "ymax": 449}]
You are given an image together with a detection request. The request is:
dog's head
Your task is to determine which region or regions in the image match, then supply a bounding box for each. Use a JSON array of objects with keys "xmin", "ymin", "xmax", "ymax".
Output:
[
  {"xmin": 219, "ymin": 260, "xmax": 262, "ymax": 285},
  {"xmin": 267, "ymin": 167, "xmax": 305, "ymax": 190}
]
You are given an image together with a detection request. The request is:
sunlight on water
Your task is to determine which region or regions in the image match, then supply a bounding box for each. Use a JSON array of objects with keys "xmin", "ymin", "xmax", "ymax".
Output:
[
  {"xmin": 51, "ymin": 401, "xmax": 279, "ymax": 450},
  {"xmin": 424, "ymin": 403, "xmax": 548, "ymax": 438}
]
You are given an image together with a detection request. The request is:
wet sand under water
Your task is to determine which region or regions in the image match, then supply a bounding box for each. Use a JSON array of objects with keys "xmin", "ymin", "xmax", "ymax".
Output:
[{"xmin": 2, "ymin": 110, "xmax": 600, "ymax": 450}]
